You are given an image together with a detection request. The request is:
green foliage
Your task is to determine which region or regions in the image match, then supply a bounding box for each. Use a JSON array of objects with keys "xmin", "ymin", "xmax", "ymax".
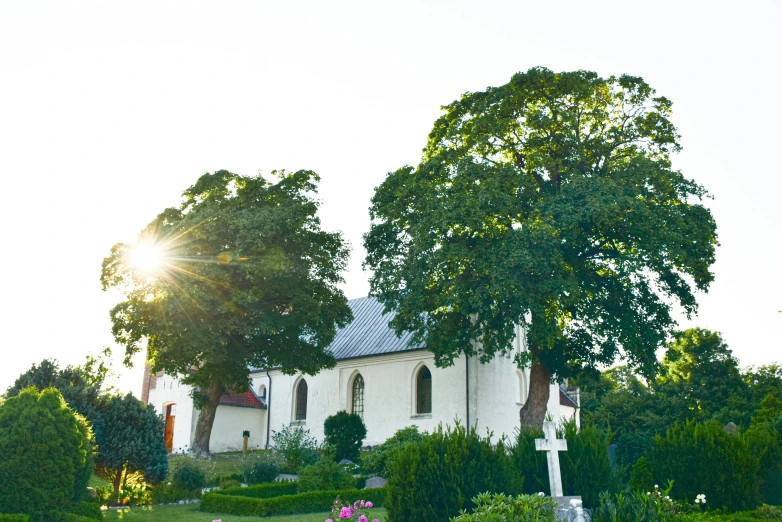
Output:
[
  {"xmin": 101, "ymin": 169, "xmax": 352, "ymax": 453},
  {"xmin": 297, "ymin": 460, "xmax": 356, "ymax": 493},
  {"xmin": 361, "ymin": 425, "xmax": 423, "ymax": 477},
  {"xmin": 749, "ymin": 415, "xmax": 782, "ymax": 506},
  {"xmin": 450, "ymin": 492, "xmax": 557, "ymax": 522},
  {"xmin": 171, "ymin": 460, "xmax": 206, "ymax": 491},
  {"xmin": 148, "ymin": 484, "xmax": 201, "ymax": 505},
  {"xmin": 509, "ymin": 427, "xmax": 548, "ymax": 495},
  {"xmin": 0, "ymin": 388, "xmax": 94, "ymax": 522},
  {"xmin": 560, "ymin": 421, "xmax": 621, "ymax": 506},
  {"xmin": 754, "ymin": 505, "xmax": 782, "ymax": 520},
  {"xmin": 650, "ymin": 420, "xmax": 764, "ymax": 511},
  {"xmin": 385, "ymin": 423, "xmax": 517, "ymax": 522},
  {"xmin": 93, "ymin": 393, "xmax": 168, "ymax": 491},
  {"xmin": 218, "ymin": 478, "xmax": 241, "ymax": 489},
  {"xmin": 242, "ymin": 459, "xmax": 279, "ymax": 485},
  {"xmin": 62, "ymin": 515, "xmax": 95, "ymax": 522},
  {"xmin": 200, "ymin": 487, "xmax": 386, "ymax": 517},
  {"xmin": 271, "ymin": 425, "xmax": 319, "ymax": 473},
  {"xmin": 212, "ymin": 482, "xmax": 298, "ymax": 499},
  {"xmin": 0, "ymin": 516, "xmax": 30, "ymax": 522},
  {"xmin": 364, "ymin": 67, "xmax": 717, "ymax": 425},
  {"xmin": 323, "ymin": 410, "xmax": 367, "ymax": 462},
  {"xmin": 591, "ymin": 487, "xmax": 677, "ymax": 522},
  {"xmin": 67, "ymin": 502, "xmax": 102, "ymax": 521},
  {"xmin": 629, "ymin": 457, "xmax": 654, "ymax": 492}
]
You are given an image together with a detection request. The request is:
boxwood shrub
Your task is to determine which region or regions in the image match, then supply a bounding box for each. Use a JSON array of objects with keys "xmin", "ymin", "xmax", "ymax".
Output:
[
  {"xmin": 68, "ymin": 501, "xmax": 102, "ymax": 520},
  {"xmin": 200, "ymin": 487, "xmax": 386, "ymax": 517},
  {"xmin": 211, "ymin": 482, "xmax": 298, "ymax": 499}
]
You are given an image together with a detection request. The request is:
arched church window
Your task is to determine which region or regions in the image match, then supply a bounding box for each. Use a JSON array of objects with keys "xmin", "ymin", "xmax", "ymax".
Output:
[
  {"xmin": 517, "ymin": 370, "xmax": 528, "ymax": 405},
  {"xmin": 295, "ymin": 379, "xmax": 308, "ymax": 421},
  {"xmin": 351, "ymin": 374, "xmax": 365, "ymax": 419},
  {"xmin": 259, "ymin": 384, "xmax": 267, "ymax": 400},
  {"xmin": 416, "ymin": 366, "xmax": 432, "ymax": 414}
]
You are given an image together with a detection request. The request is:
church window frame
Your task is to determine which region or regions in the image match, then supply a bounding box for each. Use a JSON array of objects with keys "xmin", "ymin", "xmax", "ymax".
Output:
[
  {"xmin": 517, "ymin": 369, "xmax": 528, "ymax": 405},
  {"xmin": 293, "ymin": 378, "xmax": 308, "ymax": 422},
  {"xmin": 350, "ymin": 373, "xmax": 365, "ymax": 419},
  {"xmin": 415, "ymin": 365, "xmax": 432, "ymax": 415}
]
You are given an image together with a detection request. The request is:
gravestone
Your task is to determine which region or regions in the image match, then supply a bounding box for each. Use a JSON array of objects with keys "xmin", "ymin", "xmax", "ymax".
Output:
[
  {"xmin": 535, "ymin": 421, "xmax": 588, "ymax": 521},
  {"xmin": 364, "ymin": 476, "xmax": 388, "ymax": 489}
]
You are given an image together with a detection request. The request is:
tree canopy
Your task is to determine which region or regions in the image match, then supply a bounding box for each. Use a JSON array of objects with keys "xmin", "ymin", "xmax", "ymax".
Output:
[
  {"xmin": 101, "ymin": 169, "xmax": 352, "ymax": 453},
  {"xmin": 363, "ymin": 67, "xmax": 718, "ymax": 425}
]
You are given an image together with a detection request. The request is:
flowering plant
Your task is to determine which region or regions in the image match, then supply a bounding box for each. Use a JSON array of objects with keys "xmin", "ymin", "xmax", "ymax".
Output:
[{"xmin": 325, "ymin": 496, "xmax": 378, "ymax": 522}]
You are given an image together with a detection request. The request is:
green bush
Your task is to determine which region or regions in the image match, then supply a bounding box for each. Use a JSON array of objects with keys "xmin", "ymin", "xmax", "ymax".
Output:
[
  {"xmin": 0, "ymin": 516, "xmax": 30, "ymax": 522},
  {"xmin": 753, "ymin": 414, "xmax": 782, "ymax": 506},
  {"xmin": 218, "ymin": 478, "xmax": 241, "ymax": 490},
  {"xmin": 650, "ymin": 420, "xmax": 764, "ymax": 511},
  {"xmin": 200, "ymin": 487, "xmax": 386, "ymax": 516},
  {"xmin": 67, "ymin": 502, "xmax": 102, "ymax": 521},
  {"xmin": 148, "ymin": 483, "xmax": 201, "ymax": 504},
  {"xmin": 62, "ymin": 515, "xmax": 95, "ymax": 522},
  {"xmin": 629, "ymin": 456, "xmax": 654, "ymax": 492},
  {"xmin": 510, "ymin": 427, "xmax": 548, "ymax": 495},
  {"xmin": 755, "ymin": 504, "xmax": 782, "ymax": 520},
  {"xmin": 171, "ymin": 460, "xmax": 207, "ymax": 491},
  {"xmin": 0, "ymin": 388, "xmax": 94, "ymax": 522},
  {"xmin": 451, "ymin": 492, "xmax": 557, "ymax": 522},
  {"xmin": 298, "ymin": 459, "xmax": 356, "ymax": 493},
  {"xmin": 323, "ymin": 410, "xmax": 367, "ymax": 462},
  {"xmin": 242, "ymin": 459, "xmax": 279, "ymax": 485},
  {"xmin": 385, "ymin": 423, "xmax": 517, "ymax": 522},
  {"xmin": 270, "ymin": 425, "xmax": 319, "ymax": 473},
  {"xmin": 212, "ymin": 482, "xmax": 298, "ymax": 499},
  {"xmin": 362, "ymin": 426, "xmax": 423, "ymax": 478},
  {"xmin": 560, "ymin": 421, "xmax": 621, "ymax": 506},
  {"xmin": 591, "ymin": 487, "xmax": 678, "ymax": 522}
]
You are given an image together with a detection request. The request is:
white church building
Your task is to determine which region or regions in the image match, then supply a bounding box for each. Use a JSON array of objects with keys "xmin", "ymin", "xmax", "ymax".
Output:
[{"xmin": 142, "ymin": 296, "xmax": 580, "ymax": 453}]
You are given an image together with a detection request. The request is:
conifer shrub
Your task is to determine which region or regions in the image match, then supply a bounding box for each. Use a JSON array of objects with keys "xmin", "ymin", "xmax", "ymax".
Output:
[
  {"xmin": 67, "ymin": 502, "xmax": 102, "ymax": 521},
  {"xmin": 0, "ymin": 516, "xmax": 30, "ymax": 522},
  {"xmin": 510, "ymin": 426, "xmax": 548, "ymax": 495},
  {"xmin": 171, "ymin": 460, "xmax": 207, "ymax": 491},
  {"xmin": 629, "ymin": 456, "xmax": 654, "ymax": 492},
  {"xmin": 560, "ymin": 421, "xmax": 621, "ymax": 506},
  {"xmin": 649, "ymin": 420, "xmax": 764, "ymax": 511},
  {"xmin": 323, "ymin": 411, "xmax": 367, "ymax": 462},
  {"xmin": 362, "ymin": 425, "xmax": 423, "ymax": 478},
  {"xmin": 297, "ymin": 459, "xmax": 356, "ymax": 493},
  {"xmin": 0, "ymin": 388, "xmax": 94, "ymax": 522},
  {"xmin": 385, "ymin": 423, "xmax": 516, "ymax": 522}
]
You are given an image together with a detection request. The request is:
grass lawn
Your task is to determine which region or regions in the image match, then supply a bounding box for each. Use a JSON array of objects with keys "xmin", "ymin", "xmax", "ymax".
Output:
[
  {"xmin": 169, "ymin": 450, "xmax": 270, "ymax": 480},
  {"xmin": 103, "ymin": 504, "xmax": 388, "ymax": 522}
]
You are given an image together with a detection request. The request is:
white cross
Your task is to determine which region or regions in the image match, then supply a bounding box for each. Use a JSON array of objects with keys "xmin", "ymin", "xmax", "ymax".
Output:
[{"xmin": 535, "ymin": 421, "xmax": 567, "ymax": 497}]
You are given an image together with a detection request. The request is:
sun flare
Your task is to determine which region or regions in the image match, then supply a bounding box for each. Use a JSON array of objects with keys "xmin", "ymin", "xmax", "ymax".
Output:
[{"xmin": 130, "ymin": 244, "xmax": 163, "ymax": 273}]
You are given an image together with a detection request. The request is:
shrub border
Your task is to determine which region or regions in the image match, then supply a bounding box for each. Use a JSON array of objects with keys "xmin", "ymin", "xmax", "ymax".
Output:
[{"xmin": 201, "ymin": 487, "xmax": 386, "ymax": 517}]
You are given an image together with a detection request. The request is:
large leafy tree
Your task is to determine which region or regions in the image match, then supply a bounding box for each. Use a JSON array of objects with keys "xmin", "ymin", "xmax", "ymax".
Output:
[
  {"xmin": 101, "ymin": 170, "xmax": 352, "ymax": 454},
  {"xmin": 364, "ymin": 67, "xmax": 717, "ymax": 426}
]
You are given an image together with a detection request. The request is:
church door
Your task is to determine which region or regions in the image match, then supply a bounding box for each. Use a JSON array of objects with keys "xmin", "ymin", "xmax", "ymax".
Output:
[{"xmin": 164, "ymin": 404, "xmax": 176, "ymax": 453}]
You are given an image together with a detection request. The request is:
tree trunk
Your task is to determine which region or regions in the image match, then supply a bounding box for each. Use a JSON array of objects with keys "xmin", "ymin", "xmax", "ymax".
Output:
[
  {"xmin": 191, "ymin": 379, "xmax": 224, "ymax": 456},
  {"xmin": 112, "ymin": 468, "xmax": 123, "ymax": 497},
  {"xmin": 520, "ymin": 358, "xmax": 551, "ymax": 428}
]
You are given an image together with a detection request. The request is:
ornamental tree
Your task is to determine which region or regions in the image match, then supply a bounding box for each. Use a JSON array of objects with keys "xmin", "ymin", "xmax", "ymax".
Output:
[
  {"xmin": 101, "ymin": 170, "xmax": 352, "ymax": 454},
  {"xmin": 93, "ymin": 393, "xmax": 168, "ymax": 495},
  {"xmin": 364, "ymin": 67, "xmax": 717, "ymax": 427}
]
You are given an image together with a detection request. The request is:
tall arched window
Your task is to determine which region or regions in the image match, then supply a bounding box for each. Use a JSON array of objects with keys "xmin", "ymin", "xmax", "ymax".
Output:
[
  {"xmin": 351, "ymin": 374, "xmax": 365, "ymax": 419},
  {"xmin": 416, "ymin": 366, "xmax": 432, "ymax": 414},
  {"xmin": 295, "ymin": 379, "xmax": 308, "ymax": 421}
]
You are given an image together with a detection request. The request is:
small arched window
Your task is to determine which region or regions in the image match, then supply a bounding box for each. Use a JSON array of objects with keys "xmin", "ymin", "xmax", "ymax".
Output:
[
  {"xmin": 351, "ymin": 374, "xmax": 365, "ymax": 419},
  {"xmin": 295, "ymin": 379, "xmax": 308, "ymax": 421},
  {"xmin": 258, "ymin": 384, "xmax": 267, "ymax": 401},
  {"xmin": 517, "ymin": 370, "xmax": 528, "ymax": 405},
  {"xmin": 416, "ymin": 366, "xmax": 432, "ymax": 414}
]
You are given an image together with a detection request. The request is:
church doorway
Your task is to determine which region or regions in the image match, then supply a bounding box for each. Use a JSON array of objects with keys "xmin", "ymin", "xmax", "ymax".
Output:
[{"xmin": 164, "ymin": 404, "xmax": 176, "ymax": 453}]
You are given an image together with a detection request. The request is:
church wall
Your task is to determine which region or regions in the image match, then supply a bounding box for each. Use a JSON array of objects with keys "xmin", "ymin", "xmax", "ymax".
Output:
[
  {"xmin": 146, "ymin": 373, "xmax": 196, "ymax": 453},
  {"xmin": 259, "ymin": 350, "xmax": 471, "ymax": 446},
  {"xmin": 209, "ymin": 405, "xmax": 266, "ymax": 453}
]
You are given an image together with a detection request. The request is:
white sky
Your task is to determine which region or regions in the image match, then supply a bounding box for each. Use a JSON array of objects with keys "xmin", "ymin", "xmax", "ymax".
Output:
[{"xmin": 1, "ymin": 1, "xmax": 780, "ymax": 397}]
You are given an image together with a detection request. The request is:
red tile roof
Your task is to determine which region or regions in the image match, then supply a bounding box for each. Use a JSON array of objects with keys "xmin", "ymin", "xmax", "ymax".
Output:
[
  {"xmin": 219, "ymin": 389, "xmax": 266, "ymax": 409},
  {"xmin": 559, "ymin": 388, "xmax": 579, "ymax": 409}
]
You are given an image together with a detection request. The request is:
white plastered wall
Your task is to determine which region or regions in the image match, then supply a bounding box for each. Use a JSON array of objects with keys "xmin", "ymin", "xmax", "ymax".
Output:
[
  {"xmin": 209, "ymin": 405, "xmax": 266, "ymax": 453},
  {"xmin": 146, "ymin": 374, "xmax": 196, "ymax": 453}
]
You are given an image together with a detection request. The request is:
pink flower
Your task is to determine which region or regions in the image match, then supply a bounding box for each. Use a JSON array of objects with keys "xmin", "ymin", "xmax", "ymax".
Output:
[
  {"xmin": 326, "ymin": 520, "xmax": 334, "ymax": 522},
  {"xmin": 358, "ymin": 516, "xmax": 368, "ymax": 522},
  {"xmin": 339, "ymin": 507, "xmax": 353, "ymax": 519},
  {"xmin": 365, "ymin": 501, "xmax": 373, "ymax": 508}
]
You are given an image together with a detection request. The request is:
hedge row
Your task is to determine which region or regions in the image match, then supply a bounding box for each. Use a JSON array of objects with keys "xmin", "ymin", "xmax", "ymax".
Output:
[
  {"xmin": 68, "ymin": 501, "xmax": 102, "ymax": 521},
  {"xmin": 63, "ymin": 515, "xmax": 98, "ymax": 522},
  {"xmin": 212, "ymin": 482, "xmax": 298, "ymax": 499},
  {"xmin": 0, "ymin": 515, "xmax": 29, "ymax": 522},
  {"xmin": 200, "ymin": 487, "xmax": 387, "ymax": 517}
]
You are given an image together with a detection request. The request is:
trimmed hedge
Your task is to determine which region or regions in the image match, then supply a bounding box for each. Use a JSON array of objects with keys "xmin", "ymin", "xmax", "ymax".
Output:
[
  {"xmin": 0, "ymin": 516, "xmax": 30, "ymax": 522},
  {"xmin": 201, "ymin": 487, "xmax": 386, "ymax": 517},
  {"xmin": 68, "ymin": 502, "xmax": 102, "ymax": 521},
  {"xmin": 63, "ymin": 515, "xmax": 96, "ymax": 522},
  {"xmin": 211, "ymin": 482, "xmax": 298, "ymax": 499}
]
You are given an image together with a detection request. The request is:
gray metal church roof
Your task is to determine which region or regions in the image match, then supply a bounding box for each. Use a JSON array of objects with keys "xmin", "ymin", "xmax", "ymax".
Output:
[{"xmin": 326, "ymin": 296, "xmax": 424, "ymax": 360}]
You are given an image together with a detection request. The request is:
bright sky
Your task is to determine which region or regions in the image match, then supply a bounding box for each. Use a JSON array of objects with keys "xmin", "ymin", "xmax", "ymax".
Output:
[{"xmin": 1, "ymin": 1, "xmax": 780, "ymax": 397}]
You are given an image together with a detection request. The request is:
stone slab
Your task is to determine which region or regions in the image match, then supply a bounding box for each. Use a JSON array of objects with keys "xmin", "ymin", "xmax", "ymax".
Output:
[{"xmin": 364, "ymin": 476, "xmax": 388, "ymax": 489}]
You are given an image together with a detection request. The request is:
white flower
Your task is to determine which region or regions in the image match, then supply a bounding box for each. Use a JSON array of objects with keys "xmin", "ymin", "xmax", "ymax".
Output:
[
  {"xmin": 538, "ymin": 492, "xmax": 545, "ymax": 497},
  {"xmin": 654, "ymin": 484, "xmax": 659, "ymax": 489},
  {"xmin": 695, "ymin": 499, "xmax": 701, "ymax": 504}
]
